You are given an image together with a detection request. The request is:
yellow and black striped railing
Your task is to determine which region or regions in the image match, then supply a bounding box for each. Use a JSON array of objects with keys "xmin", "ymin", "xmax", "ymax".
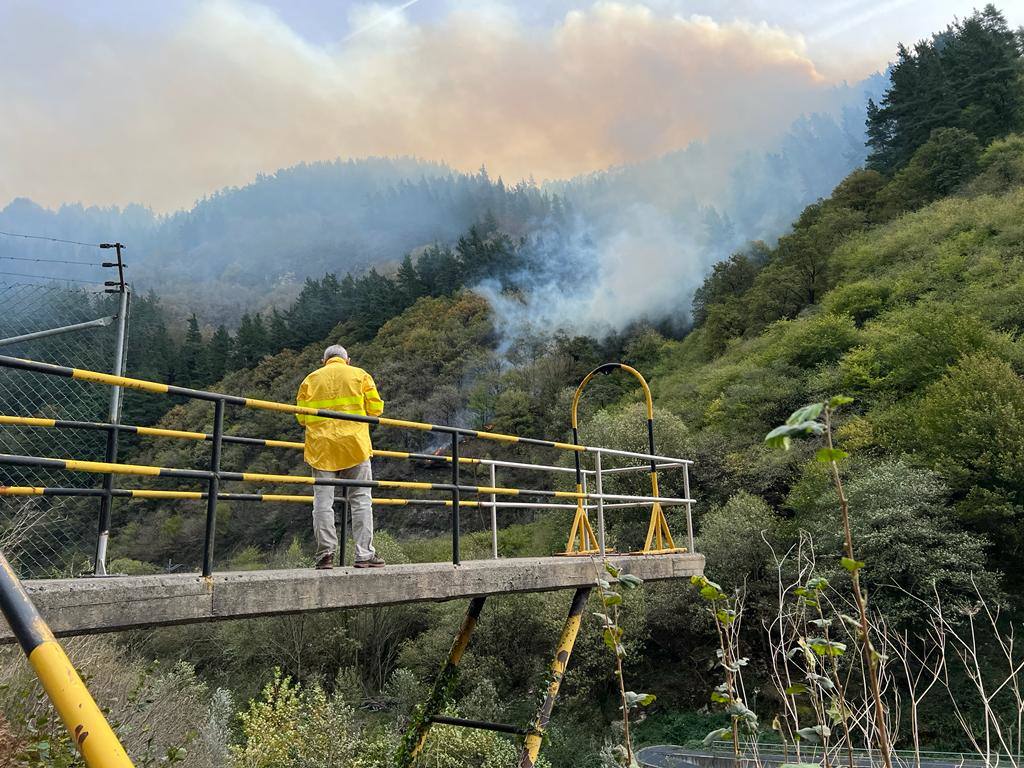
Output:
[
  {"xmin": 0, "ymin": 485, "xmax": 570, "ymax": 509},
  {"xmin": 0, "ymin": 454, "xmax": 689, "ymax": 505},
  {"xmin": 0, "ymin": 356, "xmax": 584, "ymax": 451},
  {"xmin": 0, "ymin": 552, "xmax": 134, "ymax": 767},
  {"xmin": 0, "ymin": 414, "xmax": 483, "ymax": 465},
  {"xmin": 0, "ymin": 353, "xmax": 694, "ymax": 576}
]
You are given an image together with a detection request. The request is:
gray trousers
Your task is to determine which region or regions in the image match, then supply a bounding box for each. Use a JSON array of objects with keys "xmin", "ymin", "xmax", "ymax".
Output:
[{"xmin": 312, "ymin": 460, "xmax": 376, "ymax": 561}]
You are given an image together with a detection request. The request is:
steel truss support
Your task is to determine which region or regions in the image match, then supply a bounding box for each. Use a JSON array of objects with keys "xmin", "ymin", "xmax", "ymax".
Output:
[
  {"xmin": 519, "ymin": 586, "xmax": 592, "ymax": 767},
  {"xmin": 400, "ymin": 587, "xmax": 594, "ymax": 767},
  {"xmin": 398, "ymin": 596, "xmax": 487, "ymax": 766}
]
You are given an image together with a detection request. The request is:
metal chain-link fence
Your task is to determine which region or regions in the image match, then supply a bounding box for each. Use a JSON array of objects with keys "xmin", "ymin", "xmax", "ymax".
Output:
[{"xmin": 0, "ymin": 281, "xmax": 122, "ymax": 577}]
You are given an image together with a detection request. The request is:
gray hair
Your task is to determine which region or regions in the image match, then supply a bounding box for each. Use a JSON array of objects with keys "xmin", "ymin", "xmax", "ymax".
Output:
[{"xmin": 323, "ymin": 344, "xmax": 349, "ymax": 363}]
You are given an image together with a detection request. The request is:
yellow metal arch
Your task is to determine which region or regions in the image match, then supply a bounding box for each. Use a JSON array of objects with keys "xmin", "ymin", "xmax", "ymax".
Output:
[{"xmin": 567, "ymin": 363, "xmax": 681, "ymax": 554}]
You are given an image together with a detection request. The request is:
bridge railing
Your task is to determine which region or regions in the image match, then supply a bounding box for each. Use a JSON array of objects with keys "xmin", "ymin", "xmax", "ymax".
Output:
[{"xmin": 0, "ymin": 354, "xmax": 695, "ymax": 577}]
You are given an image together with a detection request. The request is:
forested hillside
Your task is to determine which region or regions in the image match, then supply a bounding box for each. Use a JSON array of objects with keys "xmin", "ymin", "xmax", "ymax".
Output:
[
  {"xmin": 4, "ymin": 6, "xmax": 1024, "ymax": 767},
  {"xmin": 0, "ymin": 159, "xmax": 556, "ymax": 322}
]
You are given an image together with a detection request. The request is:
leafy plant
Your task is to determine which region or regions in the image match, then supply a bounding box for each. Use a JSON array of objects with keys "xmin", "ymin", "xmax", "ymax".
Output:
[
  {"xmin": 690, "ymin": 575, "xmax": 757, "ymax": 760},
  {"xmin": 765, "ymin": 396, "xmax": 894, "ymax": 768},
  {"xmin": 594, "ymin": 561, "xmax": 653, "ymax": 767}
]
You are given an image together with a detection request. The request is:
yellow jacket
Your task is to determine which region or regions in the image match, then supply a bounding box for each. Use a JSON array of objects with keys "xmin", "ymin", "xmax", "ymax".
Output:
[{"xmin": 295, "ymin": 358, "xmax": 384, "ymax": 471}]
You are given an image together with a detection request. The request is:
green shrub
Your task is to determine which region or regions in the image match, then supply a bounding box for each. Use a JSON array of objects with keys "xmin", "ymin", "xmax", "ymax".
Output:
[
  {"xmin": 768, "ymin": 313, "xmax": 860, "ymax": 369},
  {"xmin": 838, "ymin": 303, "xmax": 1016, "ymax": 397},
  {"xmin": 902, "ymin": 353, "xmax": 1024, "ymax": 561},
  {"xmin": 965, "ymin": 133, "xmax": 1024, "ymax": 194},
  {"xmin": 696, "ymin": 492, "xmax": 780, "ymax": 590},
  {"xmin": 230, "ymin": 669, "xmax": 362, "ymax": 768},
  {"xmin": 631, "ymin": 710, "xmax": 730, "ymax": 748},
  {"xmin": 821, "ymin": 280, "xmax": 891, "ymax": 326},
  {"xmin": 830, "ymin": 168, "xmax": 887, "ymax": 219},
  {"xmin": 786, "ymin": 458, "xmax": 996, "ymax": 623},
  {"xmin": 877, "ymin": 128, "xmax": 982, "ymax": 214}
]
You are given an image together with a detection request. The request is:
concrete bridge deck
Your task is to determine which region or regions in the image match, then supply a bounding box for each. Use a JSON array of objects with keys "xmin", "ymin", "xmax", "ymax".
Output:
[{"xmin": 1, "ymin": 553, "xmax": 703, "ymax": 642}]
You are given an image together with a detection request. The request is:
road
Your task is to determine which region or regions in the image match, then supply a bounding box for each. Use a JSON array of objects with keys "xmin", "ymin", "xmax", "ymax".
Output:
[{"xmin": 637, "ymin": 745, "xmax": 990, "ymax": 768}]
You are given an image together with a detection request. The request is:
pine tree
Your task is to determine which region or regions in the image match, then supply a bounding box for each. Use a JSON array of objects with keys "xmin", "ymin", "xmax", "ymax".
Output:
[
  {"xmin": 251, "ymin": 313, "xmax": 269, "ymax": 359},
  {"xmin": 206, "ymin": 325, "xmax": 232, "ymax": 383},
  {"xmin": 866, "ymin": 5, "xmax": 1023, "ymax": 173},
  {"xmin": 947, "ymin": 5, "xmax": 1022, "ymax": 144},
  {"xmin": 395, "ymin": 254, "xmax": 425, "ymax": 307},
  {"xmin": 232, "ymin": 313, "xmax": 269, "ymax": 369},
  {"xmin": 268, "ymin": 308, "xmax": 289, "ymax": 352},
  {"xmin": 179, "ymin": 314, "xmax": 205, "ymax": 386}
]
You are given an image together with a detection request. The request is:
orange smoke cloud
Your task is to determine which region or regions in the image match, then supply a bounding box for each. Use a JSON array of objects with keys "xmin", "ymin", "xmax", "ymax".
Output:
[{"xmin": 0, "ymin": 1, "xmax": 829, "ymax": 211}]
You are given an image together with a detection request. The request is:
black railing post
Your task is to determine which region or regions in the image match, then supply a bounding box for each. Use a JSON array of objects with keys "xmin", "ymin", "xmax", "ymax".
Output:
[
  {"xmin": 339, "ymin": 487, "xmax": 349, "ymax": 567},
  {"xmin": 451, "ymin": 432, "xmax": 460, "ymax": 565},
  {"xmin": 202, "ymin": 399, "xmax": 224, "ymax": 577}
]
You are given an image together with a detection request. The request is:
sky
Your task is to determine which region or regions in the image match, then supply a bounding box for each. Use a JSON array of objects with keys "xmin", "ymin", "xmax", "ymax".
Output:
[{"xmin": 1, "ymin": 0, "xmax": 1019, "ymax": 212}]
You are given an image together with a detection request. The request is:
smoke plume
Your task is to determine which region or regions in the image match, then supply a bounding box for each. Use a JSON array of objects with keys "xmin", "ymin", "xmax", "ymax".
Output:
[{"xmin": 0, "ymin": 1, "xmax": 830, "ymax": 211}]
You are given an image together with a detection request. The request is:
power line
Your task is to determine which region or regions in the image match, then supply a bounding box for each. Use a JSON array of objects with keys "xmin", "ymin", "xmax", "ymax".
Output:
[
  {"xmin": 0, "ymin": 255, "xmax": 101, "ymax": 267},
  {"xmin": 0, "ymin": 230, "xmax": 102, "ymax": 248},
  {"xmin": 0, "ymin": 271, "xmax": 107, "ymax": 286}
]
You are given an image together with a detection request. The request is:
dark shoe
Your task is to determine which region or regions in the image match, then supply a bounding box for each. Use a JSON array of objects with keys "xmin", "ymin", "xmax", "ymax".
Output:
[
  {"xmin": 354, "ymin": 556, "xmax": 386, "ymax": 569},
  {"xmin": 315, "ymin": 553, "xmax": 334, "ymax": 570}
]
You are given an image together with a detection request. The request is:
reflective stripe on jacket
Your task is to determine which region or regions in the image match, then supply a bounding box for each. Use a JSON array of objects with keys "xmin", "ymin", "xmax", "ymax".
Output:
[{"xmin": 296, "ymin": 358, "xmax": 384, "ymax": 471}]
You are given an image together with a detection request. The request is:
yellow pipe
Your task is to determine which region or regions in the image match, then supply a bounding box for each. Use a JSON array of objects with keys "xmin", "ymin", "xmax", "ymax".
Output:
[
  {"xmin": 29, "ymin": 641, "xmax": 135, "ymax": 767},
  {"xmin": 4, "ymin": 358, "xmax": 588, "ymax": 452},
  {"xmin": 471, "ymin": 430, "xmax": 518, "ymax": 443},
  {"xmin": 571, "ymin": 363, "xmax": 679, "ymax": 554},
  {"xmin": 0, "ymin": 415, "xmax": 55, "ymax": 427},
  {"xmin": 402, "ymin": 597, "xmax": 487, "ymax": 765},
  {"xmin": 551, "ymin": 441, "xmax": 585, "ymax": 452},
  {"xmin": 570, "ymin": 363, "xmax": 653, "ymax": 429},
  {"xmin": 1, "ymin": 414, "xmax": 480, "ymax": 461},
  {"xmin": 520, "ymin": 588, "xmax": 591, "ymax": 767},
  {"xmin": 0, "ymin": 554, "xmax": 134, "ymax": 768},
  {"xmin": 65, "ymin": 459, "xmax": 160, "ymax": 477},
  {"xmin": 240, "ymin": 471, "xmax": 315, "ymax": 485},
  {"xmin": 71, "ymin": 367, "xmax": 168, "ymax": 394},
  {"xmin": 378, "ymin": 417, "xmax": 434, "ymax": 431},
  {"xmin": 265, "ymin": 439, "xmax": 305, "ymax": 449},
  {"xmin": 0, "ymin": 486, "xmax": 503, "ymax": 510},
  {"xmin": 0, "ymin": 486, "xmax": 45, "ymax": 495},
  {"xmin": 135, "ymin": 426, "xmax": 208, "ymax": 441}
]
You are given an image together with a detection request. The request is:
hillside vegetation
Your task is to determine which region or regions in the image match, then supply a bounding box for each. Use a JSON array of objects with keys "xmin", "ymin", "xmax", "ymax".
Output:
[
  {"xmin": 93, "ymin": 129, "xmax": 1024, "ymax": 766},
  {"xmin": 5, "ymin": 6, "xmax": 1024, "ymax": 767}
]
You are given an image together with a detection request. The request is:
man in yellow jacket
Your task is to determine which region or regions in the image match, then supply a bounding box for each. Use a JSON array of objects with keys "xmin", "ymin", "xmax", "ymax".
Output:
[{"xmin": 296, "ymin": 344, "xmax": 386, "ymax": 570}]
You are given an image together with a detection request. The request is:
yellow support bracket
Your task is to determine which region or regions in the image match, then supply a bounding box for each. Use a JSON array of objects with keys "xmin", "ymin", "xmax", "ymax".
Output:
[
  {"xmin": 570, "ymin": 363, "xmax": 684, "ymax": 556},
  {"xmin": 639, "ymin": 471, "xmax": 684, "ymax": 554},
  {"xmin": 563, "ymin": 491, "xmax": 600, "ymax": 555}
]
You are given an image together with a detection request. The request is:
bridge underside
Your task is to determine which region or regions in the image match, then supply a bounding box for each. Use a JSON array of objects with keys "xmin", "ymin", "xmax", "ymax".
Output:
[{"xmin": 1, "ymin": 553, "xmax": 703, "ymax": 642}]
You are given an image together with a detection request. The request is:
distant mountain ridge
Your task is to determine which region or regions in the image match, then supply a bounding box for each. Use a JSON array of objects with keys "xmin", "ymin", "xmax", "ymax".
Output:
[{"xmin": 0, "ymin": 157, "xmax": 555, "ymax": 322}]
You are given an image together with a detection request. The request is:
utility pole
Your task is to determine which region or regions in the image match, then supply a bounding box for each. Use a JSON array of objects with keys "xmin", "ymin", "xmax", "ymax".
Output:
[{"xmin": 93, "ymin": 243, "xmax": 128, "ymax": 576}]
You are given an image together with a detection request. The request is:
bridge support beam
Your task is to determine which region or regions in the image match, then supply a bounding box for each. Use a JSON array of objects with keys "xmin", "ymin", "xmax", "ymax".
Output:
[
  {"xmin": 519, "ymin": 586, "xmax": 592, "ymax": 768},
  {"xmin": 398, "ymin": 596, "xmax": 487, "ymax": 767}
]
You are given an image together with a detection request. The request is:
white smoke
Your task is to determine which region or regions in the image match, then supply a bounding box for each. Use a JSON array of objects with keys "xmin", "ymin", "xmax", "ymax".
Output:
[
  {"xmin": 480, "ymin": 75, "xmax": 882, "ymax": 338},
  {"xmin": 480, "ymin": 204, "xmax": 709, "ymax": 339}
]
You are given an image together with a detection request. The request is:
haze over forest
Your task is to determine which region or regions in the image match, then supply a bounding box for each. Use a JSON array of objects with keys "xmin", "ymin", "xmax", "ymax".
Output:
[{"xmin": 0, "ymin": 0, "xmax": 948, "ymax": 330}]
